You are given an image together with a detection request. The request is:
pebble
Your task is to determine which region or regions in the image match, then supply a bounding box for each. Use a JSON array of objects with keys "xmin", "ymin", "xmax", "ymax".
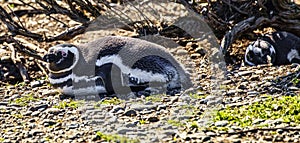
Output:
[
  {"xmin": 191, "ymin": 53, "xmax": 201, "ymax": 59},
  {"xmin": 147, "ymin": 116, "xmax": 159, "ymax": 122},
  {"xmin": 124, "ymin": 109, "xmax": 137, "ymax": 116},
  {"xmin": 46, "ymin": 108, "xmax": 62, "ymax": 115},
  {"xmin": 176, "ymin": 49, "xmax": 188, "ymax": 55},
  {"xmin": 30, "ymin": 80, "xmax": 44, "ymax": 88},
  {"xmin": 237, "ymin": 71, "xmax": 253, "ymax": 76},
  {"xmin": 215, "ymin": 120, "xmax": 229, "ymax": 127},
  {"xmin": 29, "ymin": 104, "xmax": 48, "ymax": 111},
  {"xmin": 43, "ymin": 119, "xmax": 56, "ymax": 126}
]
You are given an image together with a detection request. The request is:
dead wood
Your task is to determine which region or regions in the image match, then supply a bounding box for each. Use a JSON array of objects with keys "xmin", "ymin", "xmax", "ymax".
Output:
[{"xmin": 195, "ymin": 0, "xmax": 300, "ymax": 62}]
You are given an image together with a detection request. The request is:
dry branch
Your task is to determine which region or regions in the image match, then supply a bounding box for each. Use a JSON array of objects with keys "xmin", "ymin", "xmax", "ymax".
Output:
[{"xmin": 197, "ymin": 0, "xmax": 300, "ymax": 62}]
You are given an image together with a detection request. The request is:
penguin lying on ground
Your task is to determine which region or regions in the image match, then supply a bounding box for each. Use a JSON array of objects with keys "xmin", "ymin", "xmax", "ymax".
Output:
[
  {"xmin": 245, "ymin": 31, "xmax": 300, "ymax": 66},
  {"xmin": 43, "ymin": 36, "xmax": 192, "ymax": 97}
]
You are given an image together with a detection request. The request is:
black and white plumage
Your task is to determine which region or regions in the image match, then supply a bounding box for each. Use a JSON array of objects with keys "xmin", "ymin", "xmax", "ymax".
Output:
[
  {"xmin": 43, "ymin": 36, "xmax": 192, "ymax": 97},
  {"xmin": 245, "ymin": 31, "xmax": 300, "ymax": 66}
]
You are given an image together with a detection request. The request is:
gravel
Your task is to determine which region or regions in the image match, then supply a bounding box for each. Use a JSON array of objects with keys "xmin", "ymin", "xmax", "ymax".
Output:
[{"xmin": 1, "ymin": 1, "xmax": 300, "ymax": 143}]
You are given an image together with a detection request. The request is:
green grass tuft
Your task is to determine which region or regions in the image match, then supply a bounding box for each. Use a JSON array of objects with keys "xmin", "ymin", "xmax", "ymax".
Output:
[
  {"xmin": 214, "ymin": 95, "xmax": 300, "ymax": 127},
  {"xmin": 167, "ymin": 119, "xmax": 185, "ymax": 127},
  {"xmin": 100, "ymin": 97, "xmax": 124, "ymax": 105},
  {"xmin": 53, "ymin": 100, "xmax": 84, "ymax": 109},
  {"xmin": 139, "ymin": 119, "xmax": 147, "ymax": 125},
  {"xmin": 95, "ymin": 131, "xmax": 139, "ymax": 143},
  {"xmin": 11, "ymin": 94, "xmax": 39, "ymax": 106},
  {"xmin": 189, "ymin": 93, "xmax": 208, "ymax": 99},
  {"xmin": 145, "ymin": 94, "xmax": 164, "ymax": 102}
]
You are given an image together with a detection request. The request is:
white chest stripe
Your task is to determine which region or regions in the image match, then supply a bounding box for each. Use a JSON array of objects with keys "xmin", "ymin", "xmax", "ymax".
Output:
[
  {"xmin": 60, "ymin": 85, "xmax": 106, "ymax": 95},
  {"xmin": 95, "ymin": 55, "xmax": 167, "ymax": 83},
  {"xmin": 49, "ymin": 74, "xmax": 103, "ymax": 84},
  {"xmin": 49, "ymin": 74, "xmax": 73, "ymax": 84},
  {"xmin": 287, "ymin": 49, "xmax": 300, "ymax": 62}
]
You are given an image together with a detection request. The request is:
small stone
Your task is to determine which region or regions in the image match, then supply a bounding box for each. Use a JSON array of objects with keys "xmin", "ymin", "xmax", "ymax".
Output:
[
  {"xmin": 117, "ymin": 127, "xmax": 134, "ymax": 134},
  {"xmin": 226, "ymin": 90, "xmax": 236, "ymax": 96},
  {"xmin": 162, "ymin": 97, "xmax": 170, "ymax": 102},
  {"xmin": 110, "ymin": 106, "xmax": 124, "ymax": 114},
  {"xmin": 199, "ymin": 99, "xmax": 208, "ymax": 104},
  {"xmin": 31, "ymin": 111, "xmax": 40, "ymax": 116},
  {"xmin": 232, "ymin": 139, "xmax": 242, "ymax": 143},
  {"xmin": 124, "ymin": 109, "xmax": 137, "ymax": 116},
  {"xmin": 252, "ymin": 119, "xmax": 265, "ymax": 125},
  {"xmin": 273, "ymin": 118, "xmax": 284, "ymax": 125},
  {"xmin": 231, "ymin": 97, "xmax": 241, "ymax": 102},
  {"xmin": 125, "ymin": 122, "xmax": 136, "ymax": 128},
  {"xmin": 195, "ymin": 48, "xmax": 207, "ymax": 56},
  {"xmin": 247, "ymin": 91, "xmax": 259, "ymax": 96},
  {"xmin": 202, "ymin": 136, "xmax": 211, "ymax": 142},
  {"xmin": 67, "ymin": 124, "xmax": 79, "ymax": 129},
  {"xmin": 237, "ymin": 71, "xmax": 253, "ymax": 76},
  {"xmin": 191, "ymin": 53, "xmax": 201, "ymax": 59},
  {"xmin": 215, "ymin": 120, "xmax": 229, "ymax": 127},
  {"xmin": 43, "ymin": 119, "xmax": 56, "ymax": 127},
  {"xmin": 176, "ymin": 49, "xmax": 188, "ymax": 55},
  {"xmin": 0, "ymin": 102, "xmax": 8, "ymax": 106},
  {"xmin": 288, "ymin": 86, "xmax": 299, "ymax": 91},
  {"xmin": 147, "ymin": 116, "xmax": 159, "ymax": 122},
  {"xmin": 42, "ymin": 90, "xmax": 60, "ymax": 96},
  {"xmin": 131, "ymin": 104, "xmax": 158, "ymax": 111},
  {"xmin": 9, "ymin": 94, "xmax": 20, "ymax": 100},
  {"xmin": 30, "ymin": 80, "xmax": 44, "ymax": 88},
  {"xmin": 29, "ymin": 129, "xmax": 44, "ymax": 136},
  {"xmin": 277, "ymin": 129, "xmax": 284, "ymax": 134},
  {"xmin": 264, "ymin": 136, "xmax": 273, "ymax": 141},
  {"xmin": 22, "ymin": 110, "xmax": 32, "ymax": 116},
  {"xmin": 255, "ymin": 70, "xmax": 264, "ymax": 74},
  {"xmin": 46, "ymin": 108, "xmax": 62, "ymax": 115},
  {"xmin": 29, "ymin": 104, "xmax": 48, "ymax": 111},
  {"xmin": 157, "ymin": 105, "xmax": 166, "ymax": 110}
]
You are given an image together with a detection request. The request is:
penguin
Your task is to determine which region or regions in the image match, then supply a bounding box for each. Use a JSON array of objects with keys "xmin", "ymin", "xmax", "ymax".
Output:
[
  {"xmin": 245, "ymin": 31, "xmax": 300, "ymax": 66},
  {"xmin": 43, "ymin": 36, "xmax": 192, "ymax": 97}
]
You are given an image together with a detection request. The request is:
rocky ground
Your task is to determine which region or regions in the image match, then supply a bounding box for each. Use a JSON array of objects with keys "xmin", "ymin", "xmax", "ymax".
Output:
[{"xmin": 1, "ymin": 1, "xmax": 300, "ymax": 143}]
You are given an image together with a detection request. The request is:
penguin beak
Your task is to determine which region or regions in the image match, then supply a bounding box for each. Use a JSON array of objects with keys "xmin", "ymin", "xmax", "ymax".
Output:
[{"xmin": 43, "ymin": 54, "xmax": 59, "ymax": 63}]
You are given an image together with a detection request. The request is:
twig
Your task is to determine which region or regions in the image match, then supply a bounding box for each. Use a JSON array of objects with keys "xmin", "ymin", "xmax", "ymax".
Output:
[
  {"xmin": 45, "ymin": 24, "xmax": 89, "ymax": 42},
  {"xmin": 6, "ymin": 5, "xmax": 26, "ymax": 29},
  {"xmin": 221, "ymin": 0, "xmax": 248, "ymax": 15},
  {"xmin": 7, "ymin": 43, "xmax": 30, "ymax": 83},
  {"xmin": 35, "ymin": 60, "xmax": 48, "ymax": 78}
]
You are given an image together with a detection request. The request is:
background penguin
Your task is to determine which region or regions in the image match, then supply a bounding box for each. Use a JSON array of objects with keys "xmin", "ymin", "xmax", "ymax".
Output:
[
  {"xmin": 245, "ymin": 31, "xmax": 300, "ymax": 66},
  {"xmin": 43, "ymin": 36, "xmax": 192, "ymax": 98}
]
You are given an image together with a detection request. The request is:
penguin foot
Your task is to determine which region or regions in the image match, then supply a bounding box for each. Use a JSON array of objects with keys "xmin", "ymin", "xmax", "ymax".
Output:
[
  {"xmin": 135, "ymin": 87, "xmax": 160, "ymax": 97},
  {"xmin": 136, "ymin": 90, "xmax": 151, "ymax": 97},
  {"xmin": 166, "ymin": 87, "xmax": 181, "ymax": 96}
]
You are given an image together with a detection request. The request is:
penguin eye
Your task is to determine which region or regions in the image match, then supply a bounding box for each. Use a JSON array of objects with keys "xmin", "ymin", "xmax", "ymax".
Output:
[
  {"xmin": 61, "ymin": 51, "xmax": 67, "ymax": 57},
  {"xmin": 49, "ymin": 49, "xmax": 54, "ymax": 53}
]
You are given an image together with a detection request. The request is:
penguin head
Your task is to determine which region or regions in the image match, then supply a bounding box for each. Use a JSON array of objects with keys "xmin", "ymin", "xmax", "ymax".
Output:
[
  {"xmin": 43, "ymin": 44, "xmax": 79, "ymax": 73},
  {"xmin": 245, "ymin": 39, "xmax": 276, "ymax": 66}
]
